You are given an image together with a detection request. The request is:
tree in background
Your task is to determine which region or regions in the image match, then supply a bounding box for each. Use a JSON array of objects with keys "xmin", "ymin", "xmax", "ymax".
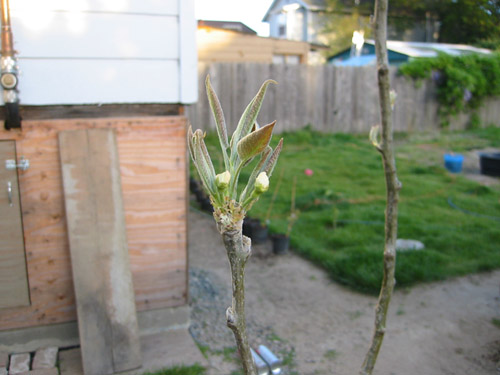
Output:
[
  {"xmin": 391, "ymin": 0, "xmax": 500, "ymax": 47},
  {"xmin": 323, "ymin": 0, "xmax": 500, "ymax": 56},
  {"xmin": 323, "ymin": 0, "xmax": 373, "ymax": 55}
]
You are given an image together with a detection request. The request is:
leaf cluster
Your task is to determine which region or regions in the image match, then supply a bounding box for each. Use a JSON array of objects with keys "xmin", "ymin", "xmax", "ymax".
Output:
[
  {"xmin": 399, "ymin": 52, "xmax": 500, "ymax": 126},
  {"xmin": 188, "ymin": 76, "xmax": 283, "ymax": 217}
]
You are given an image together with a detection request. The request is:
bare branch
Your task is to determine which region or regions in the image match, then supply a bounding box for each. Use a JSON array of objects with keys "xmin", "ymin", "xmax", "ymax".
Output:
[
  {"xmin": 222, "ymin": 229, "xmax": 257, "ymax": 375},
  {"xmin": 360, "ymin": 0, "xmax": 401, "ymax": 374}
]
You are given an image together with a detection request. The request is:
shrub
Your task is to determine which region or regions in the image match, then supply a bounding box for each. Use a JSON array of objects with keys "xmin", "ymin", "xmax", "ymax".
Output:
[{"xmin": 399, "ymin": 52, "xmax": 500, "ymax": 126}]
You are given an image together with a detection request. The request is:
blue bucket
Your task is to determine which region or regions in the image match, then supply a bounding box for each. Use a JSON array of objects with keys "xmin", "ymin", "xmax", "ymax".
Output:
[{"xmin": 443, "ymin": 154, "xmax": 464, "ymax": 173}]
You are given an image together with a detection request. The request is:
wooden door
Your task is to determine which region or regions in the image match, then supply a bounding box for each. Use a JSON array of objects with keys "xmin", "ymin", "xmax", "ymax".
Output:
[{"xmin": 0, "ymin": 140, "xmax": 30, "ymax": 308}]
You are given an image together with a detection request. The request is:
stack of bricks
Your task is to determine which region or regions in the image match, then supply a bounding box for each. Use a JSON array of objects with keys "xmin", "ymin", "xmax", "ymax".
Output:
[{"xmin": 1, "ymin": 347, "xmax": 59, "ymax": 375}]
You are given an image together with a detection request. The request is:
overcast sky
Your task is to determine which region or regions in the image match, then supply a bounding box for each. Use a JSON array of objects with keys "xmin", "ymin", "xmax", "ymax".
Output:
[{"xmin": 194, "ymin": 0, "xmax": 272, "ymax": 36}]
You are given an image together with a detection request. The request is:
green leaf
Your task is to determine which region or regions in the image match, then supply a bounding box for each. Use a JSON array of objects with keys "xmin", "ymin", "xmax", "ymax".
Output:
[
  {"xmin": 239, "ymin": 146, "xmax": 272, "ymax": 204},
  {"xmin": 236, "ymin": 121, "xmax": 276, "ymax": 163},
  {"xmin": 187, "ymin": 125, "xmax": 195, "ymax": 162},
  {"xmin": 230, "ymin": 79, "xmax": 277, "ymax": 162},
  {"xmin": 192, "ymin": 129, "xmax": 216, "ymax": 196},
  {"xmin": 205, "ymin": 75, "xmax": 229, "ymax": 149},
  {"xmin": 263, "ymin": 137, "xmax": 283, "ymax": 178}
]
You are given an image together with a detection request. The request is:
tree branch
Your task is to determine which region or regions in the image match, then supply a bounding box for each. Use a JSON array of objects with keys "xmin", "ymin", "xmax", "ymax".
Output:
[
  {"xmin": 222, "ymin": 228, "xmax": 257, "ymax": 375},
  {"xmin": 360, "ymin": 0, "xmax": 401, "ymax": 374}
]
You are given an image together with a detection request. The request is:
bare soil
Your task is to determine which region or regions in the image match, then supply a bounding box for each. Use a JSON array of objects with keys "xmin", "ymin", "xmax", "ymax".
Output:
[{"xmin": 188, "ymin": 208, "xmax": 500, "ymax": 375}]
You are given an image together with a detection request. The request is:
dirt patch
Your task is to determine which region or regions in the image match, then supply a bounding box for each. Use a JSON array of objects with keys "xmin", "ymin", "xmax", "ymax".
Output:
[{"xmin": 188, "ymin": 208, "xmax": 500, "ymax": 375}]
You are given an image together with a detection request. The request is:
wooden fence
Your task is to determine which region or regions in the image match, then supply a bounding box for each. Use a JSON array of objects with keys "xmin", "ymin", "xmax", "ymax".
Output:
[{"xmin": 186, "ymin": 62, "xmax": 500, "ymax": 134}]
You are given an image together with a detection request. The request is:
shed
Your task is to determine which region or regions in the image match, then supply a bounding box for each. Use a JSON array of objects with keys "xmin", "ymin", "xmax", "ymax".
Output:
[
  {"xmin": 197, "ymin": 19, "xmax": 314, "ymax": 64},
  {"xmin": 0, "ymin": 0, "xmax": 197, "ymax": 372}
]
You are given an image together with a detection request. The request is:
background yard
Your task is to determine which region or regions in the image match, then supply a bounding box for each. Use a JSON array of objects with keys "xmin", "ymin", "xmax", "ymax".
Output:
[{"xmin": 198, "ymin": 126, "xmax": 500, "ymax": 293}]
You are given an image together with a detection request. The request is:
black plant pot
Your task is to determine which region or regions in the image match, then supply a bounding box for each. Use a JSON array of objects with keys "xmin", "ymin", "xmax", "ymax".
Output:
[
  {"xmin": 195, "ymin": 189, "xmax": 206, "ymax": 203},
  {"xmin": 243, "ymin": 218, "xmax": 268, "ymax": 244},
  {"xmin": 242, "ymin": 217, "xmax": 253, "ymax": 238},
  {"xmin": 191, "ymin": 185, "xmax": 201, "ymax": 198},
  {"xmin": 479, "ymin": 152, "xmax": 500, "ymax": 177},
  {"xmin": 271, "ymin": 234, "xmax": 289, "ymax": 254},
  {"xmin": 189, "ymin": 177, "xmax": 199, "ymax": 191},
  {"xmin": 200, "ymin": 197, "xmax": 213, "ymax": 213}
]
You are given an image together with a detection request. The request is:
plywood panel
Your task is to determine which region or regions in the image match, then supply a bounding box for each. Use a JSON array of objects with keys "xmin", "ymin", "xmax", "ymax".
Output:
[
  {"xmin": 0, "ymin": 116, "xmax": 187, "ymax": 331},
  {"xmin": 59, "ymin": 129, "xmax": 141, "ymax": 375},
  {"xmin": 0, "ymin": 141, "xmax": 30, "ymax": 309}
]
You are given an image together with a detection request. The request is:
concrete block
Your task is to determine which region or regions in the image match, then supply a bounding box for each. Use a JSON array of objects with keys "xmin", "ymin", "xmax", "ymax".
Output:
[
  {"xmin": 58, "ymin": 349, "xmax": 82, "ymax": 375},
  {"xmin": 8, "ymin": 353, "xmax": 30, "ymax": 374},
  {"xmin": 32, "ymin": 348, "xmax": 58, "ymax": 370},
  {"xmin": 0, "ymin": 367, "xmax": 7, "ymax": 375},
  {"xmin": 0, "ymin": 351, "xmax": 8, "ymax": 368},
  {"xmin": 16, "ymin": 369, "xmax": 59, "ymax": 375}
]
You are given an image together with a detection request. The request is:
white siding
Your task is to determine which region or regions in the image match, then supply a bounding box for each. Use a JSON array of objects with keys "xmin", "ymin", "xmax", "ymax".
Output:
[
  {"xmin": 12, "ymin": 13, "xmax": 179, "ymax": 59},
  {"xmin": 11, "ymin": 0, "xmax": 180, "ymax": 14},
  {"xmin": 4, "ymin": 0, "xmax": 197, "ymax": 105},
  {"xmin": 179, "ymin": 0, "xmax": 197, "ymax": 103}
]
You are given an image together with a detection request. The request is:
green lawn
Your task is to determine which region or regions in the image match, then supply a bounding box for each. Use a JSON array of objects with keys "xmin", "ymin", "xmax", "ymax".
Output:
[{"xmin": 198, "ymin": 126, "xmax": 500, "ymax": 294}]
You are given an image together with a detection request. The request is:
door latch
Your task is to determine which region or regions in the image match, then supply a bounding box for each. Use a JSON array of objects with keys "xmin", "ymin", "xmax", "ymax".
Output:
[{"xmin": 5, "ymin": 156, "xmax": 29, "ymax": 171}]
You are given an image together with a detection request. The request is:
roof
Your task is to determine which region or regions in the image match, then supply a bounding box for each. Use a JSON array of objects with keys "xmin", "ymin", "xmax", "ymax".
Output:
[
  {"xmin": 330, "ymin": 40, "xmax": 492, "ymax": 63},
  {"xmin": 302, "ymin": 0, "xmax": 326, "ymax": 8},
  {"xmin": 197, "ymin": 20, "xmax": 257, "ymax": 35},
  {"xmin": 368, "ymin": 40, "xmax": 492, "ymax": 58},
  {"xmin": 262, "ymin": 0, "xmax": 326, "ymax": 22}
]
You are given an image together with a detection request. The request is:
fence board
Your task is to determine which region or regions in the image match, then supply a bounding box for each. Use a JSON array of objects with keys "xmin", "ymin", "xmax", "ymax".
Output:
[{"xmin": 189, "ymin": 63, "xmax": 500, "ymax": 134}]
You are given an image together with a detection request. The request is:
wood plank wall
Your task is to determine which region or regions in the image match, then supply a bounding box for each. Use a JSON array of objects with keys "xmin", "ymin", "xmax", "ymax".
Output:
[
  {"xmin": 0, "ymin": 117, "xmax": 187, "ymax": 331},
  {"xmin": 186, "ymin": 63, "xmax": 500, "ymax": 133}
]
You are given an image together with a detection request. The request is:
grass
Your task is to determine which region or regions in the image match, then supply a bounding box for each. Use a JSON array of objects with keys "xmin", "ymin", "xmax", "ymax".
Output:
[
  {"xmin": 323, "ymin": 349, "xmax": 339, "ymax": 361},
  {"xmin": 196, "ymin": 126, "xmax": 500, "ymax": 294},
  {"xmin": 142, "ymin": 364, "xmax": 206, "ymax": 375}
]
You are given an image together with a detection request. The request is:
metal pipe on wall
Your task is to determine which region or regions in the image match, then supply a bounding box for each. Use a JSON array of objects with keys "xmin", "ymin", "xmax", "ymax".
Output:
[{"xmin": 0, "ymin": 0, "xmax": 21, "ymax": 129}]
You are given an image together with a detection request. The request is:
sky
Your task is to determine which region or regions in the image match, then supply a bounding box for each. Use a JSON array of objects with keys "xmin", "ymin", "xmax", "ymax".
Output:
[{"xmin": 194, "ymin": 0, "xmax": 272, "ymax": 36}]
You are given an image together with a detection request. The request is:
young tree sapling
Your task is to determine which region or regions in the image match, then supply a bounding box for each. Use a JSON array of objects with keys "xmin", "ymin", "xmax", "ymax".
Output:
[{"xmin": 188, "ymin": 76, "xmax": 283, "ymax": 375}]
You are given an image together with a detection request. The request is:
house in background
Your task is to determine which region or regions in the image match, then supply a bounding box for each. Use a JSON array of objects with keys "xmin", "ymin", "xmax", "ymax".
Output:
[
  {"xmin": 263, "ymin": 0, "xmax": 327, "ymax": 44},
  {"xmin": 197, "ymin": 19, "xmax": 322, "ymax": 64},
  {"xmin": 329, "ymin": 40, "xmax": 492, "ymax": 66},
  {"xmin": 0, "ymin": 0, "xmax": 198, "ymax": 373},
  {"xmin": 262, "ymin": 0, "xmax": 442, "ymax": 60}
]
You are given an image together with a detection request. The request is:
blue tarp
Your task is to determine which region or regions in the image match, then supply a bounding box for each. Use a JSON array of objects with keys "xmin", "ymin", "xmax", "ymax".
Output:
[{"xmin": 333, "ymin": 54, "xmax": 376, "ymax": 66}]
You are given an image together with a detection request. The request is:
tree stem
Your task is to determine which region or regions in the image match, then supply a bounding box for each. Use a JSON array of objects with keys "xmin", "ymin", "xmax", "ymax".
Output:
[
  {"xmin": 222, "ymin": 229, "xmax": 257, "ymax": 375},
  {"xmin": 360, "ymin": 0, "xmax": 401, "ymax": 374}
]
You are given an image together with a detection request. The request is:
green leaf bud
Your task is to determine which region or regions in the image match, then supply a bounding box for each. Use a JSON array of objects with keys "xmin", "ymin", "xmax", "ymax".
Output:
[
  {"xmin": 254, "ymin": 172, "xmax": 269, "ymax": 194},
  {"xmin": 237, "ymin": 121, "xmax": 276, "ymax": 162},
  {"xmin": 216, "ymin": 170, "xmax": 231, "ymax": 190}
]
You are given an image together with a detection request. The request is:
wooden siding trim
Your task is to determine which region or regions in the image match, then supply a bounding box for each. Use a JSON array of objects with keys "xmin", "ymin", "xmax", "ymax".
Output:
[
  {"xmin": 0, "ymin": 104, "xmax": 183, "ymax": 121},
  {"xmin": 0, "ymin": 116, "xmax": 188, "ymax": 331}
]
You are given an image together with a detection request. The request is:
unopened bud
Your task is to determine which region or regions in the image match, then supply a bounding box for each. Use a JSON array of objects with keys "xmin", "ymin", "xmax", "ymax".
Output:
[
  {"xmin": 255, "ymin": 172, "xmax": 269, "ymax": 194},
  {"xmin": 390, "ymin": 90, "xmax": 397, "ymax": 110},
  {"xmin": 215, "ymin": 170, "xmax": 231, "ymax": 190}
]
